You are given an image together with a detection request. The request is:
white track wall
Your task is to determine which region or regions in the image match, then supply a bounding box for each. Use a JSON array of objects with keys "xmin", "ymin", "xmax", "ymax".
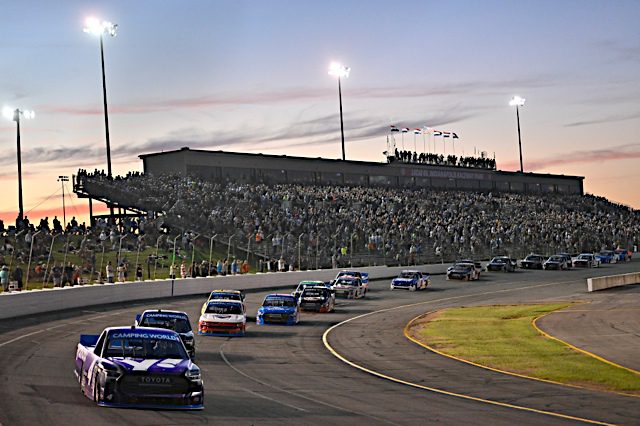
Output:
[{"xmin": 0, "ymin": 265, "xmax": 449, "ymax": 320}]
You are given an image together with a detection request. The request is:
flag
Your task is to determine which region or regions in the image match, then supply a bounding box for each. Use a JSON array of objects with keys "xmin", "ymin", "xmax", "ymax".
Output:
[
  {"xmin": 390, "ymin": 125, "xmax": 400, "ymax": 132},
  {"xmin": 433, "ymin": 130, "xmax": 442, "ymax": 137},
  {"xmin": 413, "ymin": 128, "xmax": 421, "ymax": 134},
  {"xmin": 452, "ymin": 132, "xmax": 459, "ymax": 139},
  {"xmin": 443, "ymin": 132, "xmax": 451, "ymax": 138},
  {"xmin": 401, "ymin": 128, "xmax": 409, "ymax": 133}
]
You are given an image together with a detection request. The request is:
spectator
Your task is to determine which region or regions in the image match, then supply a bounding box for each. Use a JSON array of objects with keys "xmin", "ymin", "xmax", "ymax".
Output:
[
  {"xmin": 12, "ymin": 266, "xmax": 23, "ymax": 291},
  {"xmin": 117, "ymin": 263, "xmax": 126, "ymax": 282},
  {"xmin": 180, "ymin": 261, "xmax": 187, "ymax": 279},
  {"xmin": 106, "ymin": 261, "xmax": 114, "ymax": 283},
  {"xmin": 0, "ymin": 265, "xmax": 9, "ymax": 291}
]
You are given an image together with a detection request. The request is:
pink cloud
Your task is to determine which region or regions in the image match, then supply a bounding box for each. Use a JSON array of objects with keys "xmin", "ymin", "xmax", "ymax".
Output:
[{"xmin": 500, "ymin": 143, "xmax": 640, "ymax": 172}]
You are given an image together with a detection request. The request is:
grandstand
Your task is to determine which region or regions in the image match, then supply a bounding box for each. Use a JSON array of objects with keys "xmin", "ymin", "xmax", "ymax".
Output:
[{"xmin": 70, "ymin": 149, "xmax": 637, "ymax": 273}]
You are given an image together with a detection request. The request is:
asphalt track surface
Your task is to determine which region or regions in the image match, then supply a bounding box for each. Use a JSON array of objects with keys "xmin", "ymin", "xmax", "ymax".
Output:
[{"xmin": 0, "ymin": 261, "xmax": 639, "ymax": 425}]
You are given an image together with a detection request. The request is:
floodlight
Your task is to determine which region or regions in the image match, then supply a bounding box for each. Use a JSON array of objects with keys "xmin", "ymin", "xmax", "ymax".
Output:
[
  {"xmin": 84, "ymin": 17, "xmax": 117, "ymax": 37},
  {"xmin": 2, "ymin": 107, "xmax": 13, "ymax": 121},
  {"xmin": 328, "ymin": 62, "xmax": 350, "ymax": 78},
  {"xmin": 509, "ymin": 96, "xmax": 525, "ymax": 107}
]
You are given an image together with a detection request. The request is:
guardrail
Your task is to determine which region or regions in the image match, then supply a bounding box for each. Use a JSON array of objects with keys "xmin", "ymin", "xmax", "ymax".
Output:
[
  {"xmin": 0, "ymin": 264, "xmax": 449, "ymax": 320},
  {"xmin": 587, "ymin": 272, "xmax": 640, "ymax": 292}
]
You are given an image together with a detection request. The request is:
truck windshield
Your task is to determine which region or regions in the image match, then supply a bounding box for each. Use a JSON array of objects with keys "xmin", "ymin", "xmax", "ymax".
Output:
[{"xmin": 105, "ymin": 335, "xmax": 187, "ymax": 359}]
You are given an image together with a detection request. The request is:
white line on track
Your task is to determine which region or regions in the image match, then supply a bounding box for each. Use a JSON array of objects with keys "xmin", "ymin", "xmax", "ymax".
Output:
[
  {"xmin": 0, "ymin": 311, "xmax": 123, "ymax": 349},
  {"xmin": 244, "ymin": 389, "xmax": 308, "ymax": 412},
  {"xmin": 323, "ymin": 279, "xmax": 614, "ymax": 426}
]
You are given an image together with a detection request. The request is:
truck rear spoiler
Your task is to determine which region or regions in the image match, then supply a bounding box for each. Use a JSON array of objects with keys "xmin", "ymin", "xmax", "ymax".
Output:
[{"xmin": 80, "ymin": 334, "xmax": 99, "ymax": 347}]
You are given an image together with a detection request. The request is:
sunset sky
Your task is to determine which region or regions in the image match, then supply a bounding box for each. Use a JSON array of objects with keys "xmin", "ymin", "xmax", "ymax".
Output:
[{"xmin": 1, "ymin": 0, "xmax": 639, "ymax": 227}]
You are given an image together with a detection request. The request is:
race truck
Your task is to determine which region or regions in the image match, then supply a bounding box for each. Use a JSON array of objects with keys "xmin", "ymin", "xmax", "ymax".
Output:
[
  {"xmin": 200, "ymin": 289, "xmax": 245, "ymax": 314},
  {"xmin": 292, "ymin": 280, "xmax": 332, "ymax": 301},
  {"xmin": 390, "ymin": 270, "xmax": 430, "ymax": 291},
  {"xmin": 543, "ymin": 255, "xmax": 568, "ymax": 270},
  {"xmin": 446, "ymin": 262, "xmax": 479, "ymax": 281},
  {"xmin": 332, "ymin": 276, "xmax": 366, "ymax": 299},
  {"xmin": 74, "ymin": 326, "xmax": 204, "ymax": 409},
  {"xmin": 334, "ymin": 270, "xmax": 369, "ymax": 293},
  {"xmin": 595, "ymin": 250, "xmax": 618, "ymax": 264},
  {"xmin": 198, "ymin": 300, "xmax": 246, "ymax": 336},
  {"xmin": 573, "ymin": 253, "xmax": 601, "ymax": 268},
  {"xmin": 256, "ymin": 294, "xmax": 300, "ymax": 325},
  {"xmin": 486, "ymin": 256, "xmax": 517, "ymax": 272},
  {"xmin": 520, "ymin": 254, "xmax": 545, "ymax": 269},
  {"xmin": 298, "ymin": 285, "xmax": 335, "ymax": 312},
  {"xmin": 135, "ymin": 310, "xmax": 196, "ymax": 358}
]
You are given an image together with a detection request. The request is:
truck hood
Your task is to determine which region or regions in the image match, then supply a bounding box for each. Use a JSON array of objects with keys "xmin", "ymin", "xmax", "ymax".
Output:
[
  {"xmin": 199, "ymin": 313, "xmax": 245, "ymax": 323},
  {"xmin": 105, "ymin": 357, "xmax": 192, "ymax": 373},
  {"xmin": 259, "ymin": 306, "xmax": 297, "ymax": 315}
]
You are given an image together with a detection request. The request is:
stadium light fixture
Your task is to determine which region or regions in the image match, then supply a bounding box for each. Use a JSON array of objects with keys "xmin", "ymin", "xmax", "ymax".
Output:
[
  {"xmin": 84, "ymin": 16, "xmax": 117, "ymax": 178},
  {"xmin": 328, "ymin": 62, "xmax": 350, "ymax": 161},
  {"xmin": 3, "ymin": 107, "xmax": 35, "ymax": 221},
  {"xmin": 509, "ymin": 96, "xmax": 526, "ymax": 173}
]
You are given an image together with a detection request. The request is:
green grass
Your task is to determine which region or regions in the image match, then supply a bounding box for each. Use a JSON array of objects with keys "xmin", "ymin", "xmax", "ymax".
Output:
[{"xmin": 412, "ymin": 304, "xmax": 640, "ymax": 394}]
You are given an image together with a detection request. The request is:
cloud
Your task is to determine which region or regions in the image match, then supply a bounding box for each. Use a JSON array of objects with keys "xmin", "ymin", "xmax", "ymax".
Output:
[
  {"xmin": 564, "ymin": 111, "xmax": 640, "ymax": 127},
  {"xmin": 127, "ymin": 107, "xmax": 475, "ymax": 156},
  {"xmin": 500, "ymin": 143, "xmax": 640, "ymax": 171},
  {"xmin": 37, "ymin": 76, "xmax": 553, "ymax": 116},
  {"xmin": 592, "ymin": 39, "xmax": 640, "ymax": 63},
  {"xmin": 0, "ymin": 103, "xmax": 476, "ymax": 169}
]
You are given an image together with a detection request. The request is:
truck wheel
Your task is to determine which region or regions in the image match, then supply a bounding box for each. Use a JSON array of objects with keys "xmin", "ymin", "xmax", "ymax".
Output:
[{"xmin": 409, "ymin": 284, "xmax": 416, "ymax": 291}]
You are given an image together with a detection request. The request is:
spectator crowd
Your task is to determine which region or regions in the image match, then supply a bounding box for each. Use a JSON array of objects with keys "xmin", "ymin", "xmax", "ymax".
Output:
[
  {"xmin": 74, "ymin": 170, "xmax": 639, "ymax": 271},
  {"xmin": 2, "ymin": 169, "xmax": 638, "ymax": 291},
  {"xmin": 392, "ymin": 149, "xmax": 496, "ymax": 169}
]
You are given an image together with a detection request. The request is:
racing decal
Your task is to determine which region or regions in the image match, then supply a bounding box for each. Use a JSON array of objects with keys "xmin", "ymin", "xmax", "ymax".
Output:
[
  {"xmin": 114, "ymin": 358, "xmax": 185, "ymax": 371},
  {"xmin": 86, "ymin": 358, "xmax": 98, "ymax": 393},
  {"xmin": 144, "ymin": 312, "xmax": 188, "ymax": 320},
  {"xmin": 155, "ymin": 359, "xmax": 183, "ymax": 369},
  {"xmin": 111, "ymin": 332, "xmax": 180, "ymax": 341}
]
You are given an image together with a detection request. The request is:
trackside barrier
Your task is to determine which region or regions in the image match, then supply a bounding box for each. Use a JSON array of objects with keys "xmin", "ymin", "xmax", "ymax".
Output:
[
  {"xmin": 587, "ymin": 272, "xmax": 640, "ymax": 292},
  {"xmin": 0, "ymin": 264, "xmax": 449, "ymax": 320}
]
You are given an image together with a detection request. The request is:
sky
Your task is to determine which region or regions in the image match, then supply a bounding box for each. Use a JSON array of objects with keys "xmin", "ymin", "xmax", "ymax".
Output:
[{"xmin": 1, "ymin": 0, "xmax": 639, "ymax": 227}]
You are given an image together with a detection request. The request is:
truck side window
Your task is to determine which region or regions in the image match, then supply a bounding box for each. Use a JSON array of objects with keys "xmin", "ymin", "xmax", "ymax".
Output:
[{"xmin": 94, "ymin": 332, "xmax": 106, "ymax": 356}]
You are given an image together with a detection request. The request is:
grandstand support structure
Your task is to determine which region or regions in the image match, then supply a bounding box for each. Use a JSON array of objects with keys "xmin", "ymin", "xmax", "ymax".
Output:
[{"xmin": 73, "ymin": 175, "xmax": 147, "ymax": 227}]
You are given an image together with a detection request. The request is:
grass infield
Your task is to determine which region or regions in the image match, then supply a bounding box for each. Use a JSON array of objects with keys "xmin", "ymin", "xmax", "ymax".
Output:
[{"xmin": 408, "ymin": 303, "xmax": 640, "ymax": 394}]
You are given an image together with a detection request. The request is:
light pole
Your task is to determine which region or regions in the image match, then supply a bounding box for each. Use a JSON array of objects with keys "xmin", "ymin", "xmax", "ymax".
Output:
[
  {"xmin": 25, "ymin": 230, "xmax": 42, "ymax": 290},
  {"xmin": 3, "ymin": 107, "xmax": 34, "ymax": 222},
  {"xmin": 509, "ymin": 96, "xmax": 526, "ymax": 173},
  {"xmin": 154, "ymin": 235, "xmax": 163, "ymax": 279},
  {"xmin": 190, "ymin": 233, "xmax": 200, "ymax": 274},
  {"xmin": 84, "ymin": 18, "xmax": 117, "ymax": 178},
  {"xmin": 58, "ymin": 176, "xmax": 69, "ymax": 227},
  {"xmin": 297, "ymin": 233, "xmax": 305, "ymax": 271},
  {"xmin": 227, "ymin": 235, "xmax": 235, "ymax": 261},
  {"xmin": 117, "ymin": 234, "xmax": 128, "ymax": 266},
  {"xmin": 208, "ymin": 234, "xmax": 217, "ymax": 276},
  {"xmin": 328, "ymin": 62, "xmax": 350, "ymax": 161},
  {"xmin": 172, "ymin": 234, "xmax": 180, "ymax": 266},
  {"xmin": 43, "ymin": 233, "xmax": 59, "ymax": 286}
]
